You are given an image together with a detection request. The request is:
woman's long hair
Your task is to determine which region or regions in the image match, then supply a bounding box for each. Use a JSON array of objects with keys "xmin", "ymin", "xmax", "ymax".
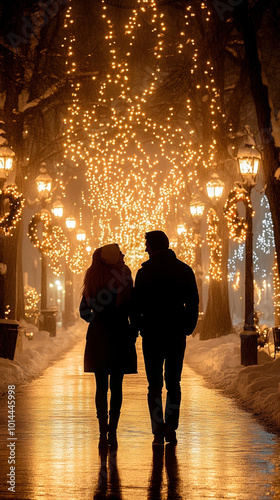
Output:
[{"xmin": 82, "ymin": 246, "xmax": 133, "ymax": 307}]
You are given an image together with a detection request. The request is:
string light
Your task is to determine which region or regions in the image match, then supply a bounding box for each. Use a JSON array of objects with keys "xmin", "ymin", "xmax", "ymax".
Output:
[
  {"xmin": 223, "ymin": 187, "xmax": 254, "ymax": 243},
  {"xmin": 206, "ymin": 208, "xmax": 222, "ymax": 281},
  {"xmin": 61, "ymin": 1, "xmax": 223, "ymax": 272},
  {"xmin": 28, "ymin": 210, "xmax": 70, "ymax": 275},
  {"xmin": 0, "ymin": 185, "xmax": 25, "ymax": 236},
  {"xmin": 24, "ymin": 285, "xmax": 40, "ymax": 322}
]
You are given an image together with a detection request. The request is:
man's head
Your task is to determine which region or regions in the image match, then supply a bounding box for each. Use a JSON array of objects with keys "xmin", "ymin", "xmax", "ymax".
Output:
[{"xmin": 145, "ymin": 230, "xmax": 169, "ymax": 256}]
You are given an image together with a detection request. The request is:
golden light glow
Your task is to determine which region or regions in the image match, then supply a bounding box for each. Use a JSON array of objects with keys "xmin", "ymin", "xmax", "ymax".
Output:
[
  {"xmin": 61, "ymin": 1, "xmax": 223, "ymax": 272},
  {"xmin": 206, "ymin": 209, "xmax": 222, "ymax": 281},
  {"xmin": 0, "ymin": 185, "xmax": 25, "ymax": 236},
  {"xmin": 223, "ymin": 188, "xmax": 254, "ymax": 243}
]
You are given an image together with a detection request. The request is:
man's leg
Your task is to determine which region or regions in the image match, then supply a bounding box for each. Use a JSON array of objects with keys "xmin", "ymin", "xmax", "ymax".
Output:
[
  {"xmin": 164, "ymin": 337, "xmax": 186, "ymax": 441},
  {"xmin": 142, "ymin": 338, "xmax": 165, "ymax": 441}
]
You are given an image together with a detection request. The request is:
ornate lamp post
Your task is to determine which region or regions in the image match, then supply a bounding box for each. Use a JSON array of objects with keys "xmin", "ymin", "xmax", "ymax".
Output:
[
  {"xmin": 35, "ymin": 167, "xmax": 52, "ymax": 310},
  {"xmin": 206, "ymin": 174, "xmax": 225, "ymax": 282},
  {"xmin": 0, "ymin": 136, "xmax": 15, "ymax": 321},
  {"xmin": 237, "ymin": 145, "xmax": 261, "ymax": 365},
  {"xmin": 190, "ymin": 197, "xmax": 205, "ymax": 320},
  {"xmin": 199, "ymin": 173, "xmax": 232, "ymax": 341},
  {"xmin": 63, "ymin": 215, "xmax": 77, "ymax": 328}
]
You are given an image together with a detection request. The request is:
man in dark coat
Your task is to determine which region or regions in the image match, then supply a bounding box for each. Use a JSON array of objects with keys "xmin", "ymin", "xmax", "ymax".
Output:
[{"xmin": 133, "ymin": 230, "xmax": 199, "ymax": 446}]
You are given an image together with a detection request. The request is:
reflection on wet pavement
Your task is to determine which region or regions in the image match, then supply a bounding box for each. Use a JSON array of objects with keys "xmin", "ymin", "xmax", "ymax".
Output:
[{"xmin": 1, "ymin": 332, "xmax": 280, "ymax": 499}]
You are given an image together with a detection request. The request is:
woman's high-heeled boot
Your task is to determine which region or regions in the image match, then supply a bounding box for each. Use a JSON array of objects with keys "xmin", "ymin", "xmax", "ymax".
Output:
[
  {"xmin": 108, "ymin": 411, "xmax": 120, "ymax": 449},
  {"xmin": 98, "ymin": 415, "xmax": 109, "ymax": 450}
]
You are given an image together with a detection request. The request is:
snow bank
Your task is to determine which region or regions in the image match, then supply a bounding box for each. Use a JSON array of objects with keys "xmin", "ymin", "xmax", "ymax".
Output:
[
  {"xmin": 185, "ymin": 331, "xmax": 280, "ymax": 431},
  {"xmin": 0, "ymin": 320, "xmax": 86, "ymax": 395}
]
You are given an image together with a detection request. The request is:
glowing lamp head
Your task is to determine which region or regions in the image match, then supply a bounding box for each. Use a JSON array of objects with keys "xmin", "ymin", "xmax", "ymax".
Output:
[
  {"xmin": 25, "ymin": 330, "xmax": 34, "ymax": 341},
  {"xmin": 237, "ymin": 146, "xmax": 261, "ymax": 183},
  {"xmin": 0, "ymin": 145, "xmax": 15, "ymax": 179},
  {"xmin": 65, "ymin": 216, "xmax": 76, "ymax": 230},
  {"xmin": 76, "ymin": 228, "xmax": 86, "ymax": 242},
  {"xmin": 177, "ymin": 223, "xmax": 186, "ymax": 236},
  {"xmin": 51, "ymin": 199, "xmax": 64, "ymax": 218},
  {"xmin": 206, "ymin": 174, "xmax": 225, "ymax": 201},
  {"xmin": 190, "ymin": 199, "xmax": 205, "ymax": 221},
  {"xmin": 36, "ymin": 167, "xmax": 52, "ymax": 199}
]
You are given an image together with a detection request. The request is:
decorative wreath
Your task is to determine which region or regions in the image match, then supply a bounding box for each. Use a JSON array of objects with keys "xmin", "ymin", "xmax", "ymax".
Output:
[
  {"xmin": 223, "ymin": 188, "xmax": 254, "ymax": 243},
  {"xmin": 28, "ymin": 209, "xmax": 53, "ymax": 255},
  {"xmin": 28, "ymin": 212, "xmax": 70, "ymax": 275},
  {"xmin": 0, "ymin": 185, "xmax": 25, "ymax": 236}
]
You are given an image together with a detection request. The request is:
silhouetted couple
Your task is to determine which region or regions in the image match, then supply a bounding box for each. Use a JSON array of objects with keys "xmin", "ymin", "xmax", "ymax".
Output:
[{"xmin": 79, "ymin": 230, "xmax": 199, "ymax": 451}]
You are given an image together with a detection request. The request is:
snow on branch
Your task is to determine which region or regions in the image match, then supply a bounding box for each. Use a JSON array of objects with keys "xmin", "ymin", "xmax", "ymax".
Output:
[{"xmin": 18, "ymin": 82, "xmax": 64, "ymax": 113}]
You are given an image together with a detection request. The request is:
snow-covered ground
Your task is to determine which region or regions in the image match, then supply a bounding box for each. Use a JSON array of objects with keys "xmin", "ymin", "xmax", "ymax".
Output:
[
  {"xmin": 1, "ymin": 318, "xmax": 280, "ymax": 433},
  {"xmin": 0, "ymin": 319, "xmax": 86, "ymax": 395},
  {"xmin": 185, "ymin": 328, "xmax": 280, "ymax": 432}
]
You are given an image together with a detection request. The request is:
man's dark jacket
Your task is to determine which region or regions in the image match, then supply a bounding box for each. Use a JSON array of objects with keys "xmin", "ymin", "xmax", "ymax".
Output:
[{"xmin": 133, "ymin": 249, "xmax": 199, "ymax": 338}]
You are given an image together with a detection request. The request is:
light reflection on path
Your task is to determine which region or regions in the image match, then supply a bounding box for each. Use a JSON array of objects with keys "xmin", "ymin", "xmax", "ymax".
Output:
[{"xmin": 0, "ymin": 331, "xmax": 280, "ymax": 499}]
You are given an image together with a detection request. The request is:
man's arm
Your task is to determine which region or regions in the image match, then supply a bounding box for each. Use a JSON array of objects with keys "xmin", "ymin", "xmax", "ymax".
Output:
[{"xmin": 184, "ymin": 267, "xmax": 199, "ymax": 334}]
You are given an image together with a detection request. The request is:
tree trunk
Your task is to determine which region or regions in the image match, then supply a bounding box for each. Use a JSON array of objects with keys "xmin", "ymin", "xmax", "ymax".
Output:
[
  {"xmin": 236, "ymin": 1, "xmax": 280, "ymax": 279},
  {"xmin": 200, "ymin": 205, "xmax": 233, "ymax": 340}
]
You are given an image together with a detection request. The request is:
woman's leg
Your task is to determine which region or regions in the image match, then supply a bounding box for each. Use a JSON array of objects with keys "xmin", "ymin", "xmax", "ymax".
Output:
[
  {"xmin": 95, "ymin": 371, "xmax": 109, "ymax": 438},
  {"xmin": 108, "ymin": 372, "xmax": 124, "ymax": 447}
]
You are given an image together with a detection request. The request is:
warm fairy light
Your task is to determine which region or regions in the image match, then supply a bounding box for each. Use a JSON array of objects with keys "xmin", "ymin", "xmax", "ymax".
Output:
[
  {"xmin": 67, "ymin": 242, "xmax": 90, "ymax": 274},
  {"xmin": 28, "ymin": 210, "xmax": 70, "ymax": 276},
  {"xmin": 61, "ymin": 1, "xmax": 223, "ymax": 271},
  {"xmin": 177, "ymin": 228, "xmax": 196, "ymax": 268},
  {"xmin": 206, "ymin": 208, "xmax": 222, "ymax": 281},
  {"xmin": 0, "ymin": 185, "xmax": 25, "ymax": 236},
  {"xmin": 223, "ymin": 187, "xmax": 254, "ymax": 243},
  {"xmin": 24, "ymin": 285, "xmax": 40, "ymax": 322}
]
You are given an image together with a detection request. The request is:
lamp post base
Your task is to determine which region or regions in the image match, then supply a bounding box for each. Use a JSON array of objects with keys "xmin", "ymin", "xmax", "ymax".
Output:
[{"xmin": 240, "ymin": 330, "xmax": 258, "ymax": 366}]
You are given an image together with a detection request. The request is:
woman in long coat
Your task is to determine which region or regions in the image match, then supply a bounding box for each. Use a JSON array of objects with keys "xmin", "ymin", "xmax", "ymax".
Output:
[{"xmin": 80, "ymin": 243, "xmax": 137, "ymax": 450}]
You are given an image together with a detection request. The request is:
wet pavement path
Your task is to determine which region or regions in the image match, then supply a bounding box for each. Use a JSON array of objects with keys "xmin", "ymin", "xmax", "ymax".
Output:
[{"xmin": 1, "ymin": 331, "xmax": 280, "ymax": 499}]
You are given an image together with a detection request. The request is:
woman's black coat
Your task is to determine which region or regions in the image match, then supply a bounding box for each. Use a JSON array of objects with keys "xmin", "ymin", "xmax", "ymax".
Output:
[{"xmin": 80, "ymin": 294, "xmax": 137, "ymax": 374}]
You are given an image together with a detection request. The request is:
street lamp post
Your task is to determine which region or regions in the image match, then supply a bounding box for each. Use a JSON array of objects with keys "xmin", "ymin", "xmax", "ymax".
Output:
[
  {"xmin": 190, "ymin": 197, "xmax": 205, "ymax": 320},
  {"xmin": 35, "ymin": 167, "xmax": 52, "ymax": 310},
  {"xmin": 63, "ymin": 215, "xmax": 77, "ymax": 328},
  {"xmin": 0, "ymin": 135, "xmax": 15, "ymax": 319},
  {"xmin": 237, "ymin": 146, "xmax": 261, "ymax": 365}
]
